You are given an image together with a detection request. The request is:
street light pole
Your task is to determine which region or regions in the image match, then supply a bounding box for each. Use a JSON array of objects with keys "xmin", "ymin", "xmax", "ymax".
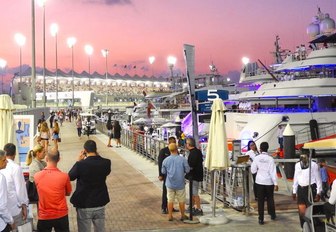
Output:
[
  {"xmin": 38, "ymin": 0, "xmax": 47, "ymax": 106},
  {"xmin": 31, "ymin": 0, "xmax": 37, "ymax": 108},
  {"xmin": 85, "ymin": 45, "xmax": 93, "ymax": 90},
  {"xmin": 167, "ymin": 56, "xmax": 176, "ymax": 91},
  {"xmin": 148, "ymin": 56, "xmax": 155, "ymax": 77},
  {"xmin": 50, "ymin": 23, "xmax": 58, "ymax": 107},
  {"xmin": 0, "ymin": 59, "xmax": 7, "ymax": 94},
  {"xmin": 14, "ymin": 33, "xmax": 26, "ymax": 94},
  {"xmin": 67, "ymin": 37, "xmax": 76, "ymax": 107},
  {"xmin": 101, "ymin": 49, "xmax": 109, "ymax": 106}
]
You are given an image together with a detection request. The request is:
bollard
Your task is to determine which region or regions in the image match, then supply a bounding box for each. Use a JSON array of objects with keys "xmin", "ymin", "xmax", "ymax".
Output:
[{"xmin": 283, "ymin": 124, "xmax": 295, "ymax": 179}]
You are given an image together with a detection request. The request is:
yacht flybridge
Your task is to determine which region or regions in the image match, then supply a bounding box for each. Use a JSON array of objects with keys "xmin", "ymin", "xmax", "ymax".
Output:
[{"xmin": 225, "ymin": 8, "xmax": 336, "ymax": 152}]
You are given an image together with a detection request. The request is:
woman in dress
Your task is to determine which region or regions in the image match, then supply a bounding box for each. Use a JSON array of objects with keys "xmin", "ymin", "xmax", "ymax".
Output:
[
  {"xmin": 113, "ymin": 120, "xmax": 122, "ymax": 147},
  {"xmin": 246, "ymin": 140, "xmax": 259, "ymax": 200},
  {"xmin": 39, "ymin": 122, "xmax": 50, "ymax": 152},
  {"xmin": 52, "ymin": 121, "xmax": 60, "ymax": 150}
]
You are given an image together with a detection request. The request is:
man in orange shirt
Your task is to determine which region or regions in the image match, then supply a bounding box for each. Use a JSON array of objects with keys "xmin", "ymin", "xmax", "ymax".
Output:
[{"xmin": 35, "ymin": 149, "xmax": 72, "ymax": 232}]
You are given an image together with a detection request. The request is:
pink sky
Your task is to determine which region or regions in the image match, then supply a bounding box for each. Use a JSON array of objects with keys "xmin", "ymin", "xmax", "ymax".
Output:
[{"xmin": 0, "ymin": 0, "xmax": 335, "ymax": 78}]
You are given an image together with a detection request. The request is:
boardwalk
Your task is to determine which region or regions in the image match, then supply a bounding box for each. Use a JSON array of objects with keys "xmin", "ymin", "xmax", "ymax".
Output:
[{"xmin": 37, "ymin": 120, "xmax": 302, "ymax": 232}]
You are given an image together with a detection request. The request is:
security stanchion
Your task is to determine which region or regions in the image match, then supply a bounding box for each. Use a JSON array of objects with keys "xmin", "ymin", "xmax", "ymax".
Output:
[{"xmin": 184, "ymin": 175, "xmax": 199, "ymax": 224}]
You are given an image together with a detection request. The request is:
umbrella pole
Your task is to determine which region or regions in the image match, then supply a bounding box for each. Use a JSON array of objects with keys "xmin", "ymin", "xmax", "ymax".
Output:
[{"xmin": 212, "ymin": 170, "xmax": 217, "ymax": 217}]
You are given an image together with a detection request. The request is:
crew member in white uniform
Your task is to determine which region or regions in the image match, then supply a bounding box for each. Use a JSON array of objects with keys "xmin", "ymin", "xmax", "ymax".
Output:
[
  {"xmin": 251, "ymin": 142, "xmax": 278, "ymax": 225},
  {"xmin": 246, "ymin": 140, "xmax": 259, "ymax": 200},
  {"xmin": 292, "ymin": 154, "xmax": 322, "ymax": 228},
  {"xmin": 0, "ymin": 143, "xmax": 29, "ymax": 229}
]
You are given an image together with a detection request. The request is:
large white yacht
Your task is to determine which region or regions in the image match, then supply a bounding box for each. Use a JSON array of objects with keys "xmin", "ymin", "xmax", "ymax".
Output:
[{"xmin": 225, "ymin": 8, "xmax": 336, "ymax": 152}]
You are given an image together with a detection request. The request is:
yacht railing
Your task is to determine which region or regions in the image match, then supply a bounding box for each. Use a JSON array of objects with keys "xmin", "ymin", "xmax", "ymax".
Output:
[{"xmin": 294, "ymin": 121, "xmax": 336, "ymax": 145}]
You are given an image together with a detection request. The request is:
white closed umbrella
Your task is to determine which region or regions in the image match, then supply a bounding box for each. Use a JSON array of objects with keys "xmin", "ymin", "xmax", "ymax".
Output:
[
  {"xmin": 0, "ymin": 94, "xmax": 15, "ymax": 149},
  {"xmin": 160, "ymin": 122, "xmax": 180, "ymax": 128},
  {"xmin": 133, "ymin": 118, "xmax": 151, "ymax": 125},
  {"xmin": 205, "ymin": 98, "xmax": 229, "ymax": 170},
  {"xmin": 201, "ymin": 98, "xmax": 229, "ymax": 225}
]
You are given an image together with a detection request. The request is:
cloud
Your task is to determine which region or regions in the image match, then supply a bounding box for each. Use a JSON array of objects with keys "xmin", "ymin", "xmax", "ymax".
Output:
[{"xmin": 84, "ymin": 0, "xmax": 132, "ymax": 5}]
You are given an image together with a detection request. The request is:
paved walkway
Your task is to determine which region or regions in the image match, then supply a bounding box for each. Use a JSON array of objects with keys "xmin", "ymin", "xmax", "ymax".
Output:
[{"xmin": 46, "ymin": 121, "xmax": 302, "ymax": 232}]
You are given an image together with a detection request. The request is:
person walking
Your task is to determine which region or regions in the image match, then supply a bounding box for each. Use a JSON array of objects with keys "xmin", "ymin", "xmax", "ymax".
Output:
[
  {"xmin": 40, "ymin": 122, "xmax": 50, "ymax": 152},
  {"xmin": 185, "ymin": 137, "xmax": 204, "ymax": 216},
  {"xmin": 162, "ymin": 143, "xmax": 190, "ymax": 221},
  {"xmin": 113, "ymin": 120, "xmax": 122, "ymax": 148},
  {"xmin": 251, "ymin": 142, "xmax": 278, "ymax": 225},
  {"xmin": 34, "ymin": 149, "xmax": 72, "ymax": 232},
  {"xmin": 246, "ymin": 140, "xmax": 260, "ymax": 200},
  {"xmin": 52, "ymin": 121, "xmax": 60, "ymax": 150},
  {"xmin": 319, "ymin": 159, "xmax": 329, "ymax": 201},
  {"xmin": 0, "ymin": 149, "xmax": 15, "ymax": 232},
  {"xmin": 106, "ymin": 119, "xmax": 113, "ymax": 147},
  {"xmin": 76, "ymin": 116, "xmax": 82, "ymax": 138},
  {"xmin": 158, "ymin": 137, "xmax": 177, "ymax": 214},
  {"xmin": 0, "ymin": 143, "xmax": 29, "ymax": 230},
  {"xmin": 69, "ymin": 140, "xmax": 111, "ymax": 232},
  {"xmin": 292, "ymin": 153, "xmax": 322, "ymax": 228},
  {"xmin": 49, "ymin": 111, "xmax": 55, "ymax": 129}
]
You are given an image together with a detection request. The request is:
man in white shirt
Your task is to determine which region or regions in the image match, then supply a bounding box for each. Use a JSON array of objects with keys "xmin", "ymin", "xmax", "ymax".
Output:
[
  {"xmin": 251, "ymin": 142, "xmax": 278, "ymax": 225},
  {"xmin": 292, "ymin": 154, "xmax": 322, "ymax": 228},
  {"xmin": 0, "ymin": 143, "xmax": 29, "ymax": 229},
  {"xmin": 0, "ymin": 149, "xmax": 14, "ymax": 232}
]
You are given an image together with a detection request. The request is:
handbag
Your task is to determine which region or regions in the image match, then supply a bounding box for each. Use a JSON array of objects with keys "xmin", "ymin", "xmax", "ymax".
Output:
[
  {"xmin": 26, "ymin": 181, "xmax": 38, "ymax": 203},
  {"xmin": 18, "ymin": 220, "xmax": 33, "ymax": 232},
  {"xmin": 57, "ymin": 137, "xmax": 62, "ymax": 142}
]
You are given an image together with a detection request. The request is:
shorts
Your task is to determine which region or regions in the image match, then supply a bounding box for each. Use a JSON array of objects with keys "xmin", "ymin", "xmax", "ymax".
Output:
[
  {"xmin": 192, "ymin": 181, "xmax": 200, "ymax": 196},
  {"xmin": 167, "ymin": 188, "xmax": 186, "ymax": 203},
  {"xmin": 297, "ymin": 183, "xmax": 317, "ymax": 206}
]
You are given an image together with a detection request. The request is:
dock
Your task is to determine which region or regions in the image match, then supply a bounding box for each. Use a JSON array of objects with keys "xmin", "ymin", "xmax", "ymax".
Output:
[{"xmin": 35, "ymin": 120, "xmax": 302, "ymax": 232}]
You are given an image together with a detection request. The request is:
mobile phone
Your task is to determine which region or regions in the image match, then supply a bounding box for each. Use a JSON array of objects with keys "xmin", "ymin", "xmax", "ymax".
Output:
[{"xmin": 83, "ymin": 151, "xmax": 87, "ymax": 157}]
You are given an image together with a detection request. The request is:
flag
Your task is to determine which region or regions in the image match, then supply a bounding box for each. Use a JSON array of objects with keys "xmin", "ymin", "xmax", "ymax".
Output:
[
  {"xmin": 124, "ymin": 65, "xmax": 127, "ymax": 68},
  {"xmin": 133, "ymin": 65, "xmax": 137, "ymax": 69}
]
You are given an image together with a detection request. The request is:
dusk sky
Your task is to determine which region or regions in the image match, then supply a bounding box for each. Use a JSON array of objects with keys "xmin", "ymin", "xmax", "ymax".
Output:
[{"xmin": 0, "ymin": 0, "xmax": 335, "ymax": 79}]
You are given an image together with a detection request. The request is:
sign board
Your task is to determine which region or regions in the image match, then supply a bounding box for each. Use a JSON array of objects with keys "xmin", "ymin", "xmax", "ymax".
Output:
[
  {"xmin": 13, "ymin": 115, "xmax": 34, "ymax": 173},
  {"xmin": 196, "ymin": 89, "xmax": 229, "ymax": 102}
]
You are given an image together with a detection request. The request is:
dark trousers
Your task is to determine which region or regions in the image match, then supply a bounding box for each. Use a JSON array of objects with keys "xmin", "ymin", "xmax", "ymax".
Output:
[
  {"xmin": 256, "ymin": 183, "xmax": 275, "ymax": 221},
  {"xmin": 322, "ymin": 181, "xmax": 329, "ymax": 200},
  {"xmin": 37, "ymin": 215, "xmax": 70, "ymax": 232},
  {"xmin": 77, "ymin": 128, "xmax": 82, "ymax": 137},
  {"xmin": 1, "ymin": 224, "xmax": 11, "ymax": 232},
  {"xmin": 162, "ymin": 178, "xmax": 167, "ymax": 210},
  {"xmin": 252, "ymin": 173, "xmax": 257, "ymax": 200}
]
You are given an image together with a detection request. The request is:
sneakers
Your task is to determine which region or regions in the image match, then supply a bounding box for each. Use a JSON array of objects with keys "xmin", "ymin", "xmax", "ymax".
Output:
[
  {"xmin": 185, "ymin": 207, "xmax": 195, "ymax": 213},
  {"xmin": 161, "ymin": 209, "xmax": 168, "ymax": 214},
  {"xmin": 185, "ymin": 207, "xmax": 203, "ymax": 216},
  {"xmin": 180, "ymin": 215, "xmax": 189, "ymax": 221},
  {"xmin": 193, "ymin": 208, "xmax": 203, "ymax": 216}
]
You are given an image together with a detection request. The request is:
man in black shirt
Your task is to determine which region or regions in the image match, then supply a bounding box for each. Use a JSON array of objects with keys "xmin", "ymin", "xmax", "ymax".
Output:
[
  {"xmin": 68, "ymin": 140, "xmax": 111, "ymax": 232},
  {"xmin": 186, "ymin": 137, "xmax": 204, "ymax": 216},
  {"xmin": 158, "ymin": 137, "xmax": 176, "ymax": 214}
]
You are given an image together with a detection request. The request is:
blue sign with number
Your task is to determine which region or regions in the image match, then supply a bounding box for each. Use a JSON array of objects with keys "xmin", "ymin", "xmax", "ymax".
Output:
[{"xmin": 196, "ymin": 89, "xmax": 229, "ymax": 102}]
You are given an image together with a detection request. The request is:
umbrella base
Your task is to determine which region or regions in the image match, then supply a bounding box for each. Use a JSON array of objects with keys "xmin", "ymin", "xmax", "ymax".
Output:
[
  {"xmin": 183, "ymin": 218, "xmax": 200, "ymax": 224},
  {"xmin": 199, "ymin": 214, "xmax": 230, "ymax": 225}
]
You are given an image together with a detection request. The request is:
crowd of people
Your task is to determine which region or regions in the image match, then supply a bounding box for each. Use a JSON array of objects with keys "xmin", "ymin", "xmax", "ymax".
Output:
[
  {"xmin": 0, "ymin": 107, "xmax": 113, "ymax": 232},
  {"xmin": 31, "ymin": 81, "xmax": 170, "ymax": 99},
  {"xmin": 246, "ymin": 139, "xmax": 336, "ymax": 228}
]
